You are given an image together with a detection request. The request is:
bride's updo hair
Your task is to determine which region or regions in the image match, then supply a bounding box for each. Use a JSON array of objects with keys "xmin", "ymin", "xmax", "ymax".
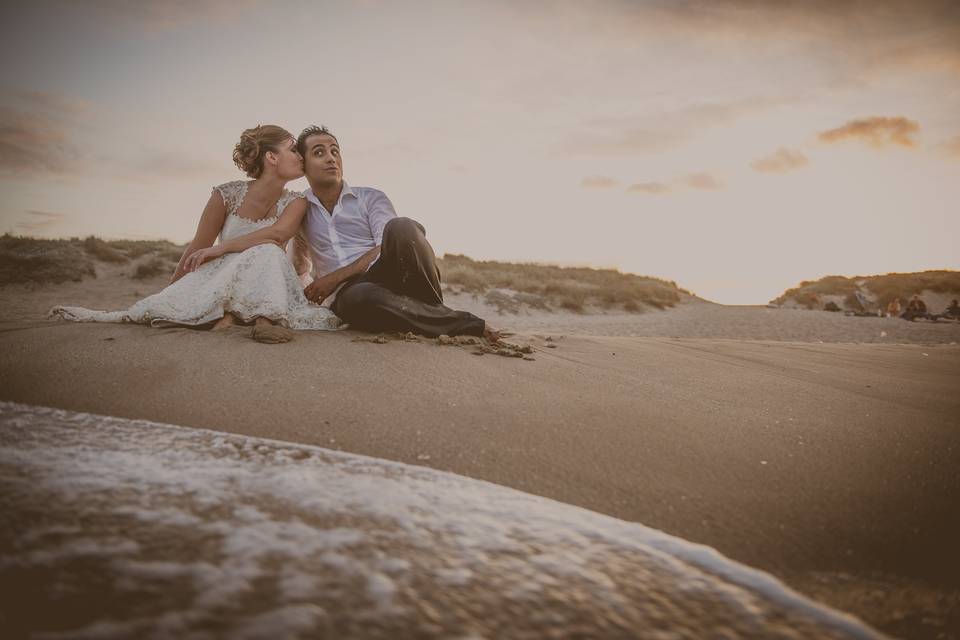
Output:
[{"xmin": 232, "ymin": 124, "xmax": 293, "ymax": 178}]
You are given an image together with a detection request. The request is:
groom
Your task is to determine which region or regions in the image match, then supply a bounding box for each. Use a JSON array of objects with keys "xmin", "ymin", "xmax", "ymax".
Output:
[{"xmin": 293, "ymin": 125, "xmax": 495, "ymax": 340}]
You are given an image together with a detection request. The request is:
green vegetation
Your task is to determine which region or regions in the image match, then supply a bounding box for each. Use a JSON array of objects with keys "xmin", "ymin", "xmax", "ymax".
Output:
[
  {"xmin": 437, "ymin": 254, "xmax": 690, "ymax": 313},
  {"xmin": 772, "ymin": 271, "xmax": 960, "ymax": 310},
  {"xmin": 0, "ymin": 235, "xmax": 185, "ymax": 285}
]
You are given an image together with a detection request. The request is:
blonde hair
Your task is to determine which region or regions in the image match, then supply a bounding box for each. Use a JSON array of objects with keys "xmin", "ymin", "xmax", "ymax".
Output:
[{"xmin": 232, "ymin": 124, "xmax": 293, "ymax": 178}]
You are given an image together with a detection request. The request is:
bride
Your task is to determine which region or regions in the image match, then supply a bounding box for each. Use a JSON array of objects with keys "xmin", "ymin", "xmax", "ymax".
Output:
[{"xmin": 51, "ymin": 125, "xmax": 341, "ymax": 334}]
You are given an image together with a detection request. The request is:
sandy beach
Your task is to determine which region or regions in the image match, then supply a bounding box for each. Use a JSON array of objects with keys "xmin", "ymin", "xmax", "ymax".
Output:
[{"xmin": 2, "ymin": 269, "xmax": 959, "ymax": 638}]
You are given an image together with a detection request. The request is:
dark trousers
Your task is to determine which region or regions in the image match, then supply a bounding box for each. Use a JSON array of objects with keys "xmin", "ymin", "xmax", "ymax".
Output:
[{"xmin": 332, "ymin": 217, "xmax": 485, "ymax": 337}]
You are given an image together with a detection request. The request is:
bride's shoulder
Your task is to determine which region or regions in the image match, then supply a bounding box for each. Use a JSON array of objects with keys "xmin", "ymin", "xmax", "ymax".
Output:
[
  {"xmin": 277, "ymin": 188, "xmax": 307, "ymax": 215},
  {"xmin": 212, "ymin": 180, "xmax": 249, "ymax": 210}
]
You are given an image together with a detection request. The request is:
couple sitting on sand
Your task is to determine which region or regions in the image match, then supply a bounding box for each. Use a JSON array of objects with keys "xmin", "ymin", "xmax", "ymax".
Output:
[{"xmin": 52, "ymin": 124, "xmax": 497, "ymax": 342}]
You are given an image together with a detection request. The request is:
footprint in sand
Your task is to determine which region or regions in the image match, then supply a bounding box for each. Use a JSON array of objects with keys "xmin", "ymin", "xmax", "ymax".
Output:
[{"xmin": 251, "ymin": 325, "xmax": 295, "ymax": 344}]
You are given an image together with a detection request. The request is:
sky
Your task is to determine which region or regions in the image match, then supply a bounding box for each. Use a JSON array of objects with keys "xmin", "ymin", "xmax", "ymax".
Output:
[{"xmin": 1, "ymin": 0, "xmax": 958, "ymax": 304}]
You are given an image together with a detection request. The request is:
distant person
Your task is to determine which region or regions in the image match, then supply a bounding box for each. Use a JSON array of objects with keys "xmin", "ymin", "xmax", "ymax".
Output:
[
  {"xmin": 886, "ymin": 297, "xmax": 902, "ymax": 318},
  {"xmin": 901, "ymin": 294, "xmax": 929, "ymax": 321},
  {"xmin": 51, "ymin": 125, "xmax": 342, "ymax": 337}
]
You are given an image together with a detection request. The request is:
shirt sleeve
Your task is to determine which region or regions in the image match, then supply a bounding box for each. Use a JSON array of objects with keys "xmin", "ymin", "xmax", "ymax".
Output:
[{"xmin": 365, "ymin": 189, "xmax": 398, "ymax": 245}]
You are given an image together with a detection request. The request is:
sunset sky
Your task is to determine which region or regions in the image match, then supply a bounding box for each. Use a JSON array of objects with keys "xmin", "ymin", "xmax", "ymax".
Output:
[{"xmin": 2, "ymin": 0, "xmax": 958, "ymax": 303}]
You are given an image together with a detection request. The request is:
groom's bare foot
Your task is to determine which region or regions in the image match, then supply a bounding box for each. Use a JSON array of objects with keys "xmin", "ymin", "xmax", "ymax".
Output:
[{"xmin": 212, "ymin": 312, "xmax": 238, "ymax": 331}]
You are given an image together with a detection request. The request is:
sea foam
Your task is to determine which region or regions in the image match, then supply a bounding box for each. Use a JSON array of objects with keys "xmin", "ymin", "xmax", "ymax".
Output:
[{"xmin": 0, "ymin": 401, "xmax": 885, "ymax": 639}]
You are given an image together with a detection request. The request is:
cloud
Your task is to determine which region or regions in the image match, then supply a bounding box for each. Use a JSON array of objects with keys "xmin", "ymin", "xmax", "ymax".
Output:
[
  {"xmin": 682, "ymin": 173, "xmax": 723, "ymax": 190},
  {"xmin": 15, "ymin": 210, "xmax": 68, "ymax": 233},
  {"xmin": 583, "ymin": 1, "xmax": 960, "ymax": 77},
  {"xmin": 0, "ymin": 90, "xmax": 222, "ymax": 181},
  {"xmin": 818, "ymin": 116, "xmax": 920, "ymax": 148},
  {"xmin": 115, "ymin": 150, "xmax": 223, "ymax": 183},
  {"xmin": 558, "ymin": 97, "xmax": 789, "ymax": 156},
  {"xmin": 0, "ymin": 108, "xmax": 77, "ymax": 175},
  {"xmin": 940, "ymin": 135, "xmax": 960, "ymax": 158},
  {"xmin": 627, "ymin": 182, "xmax": 670, "ymax": 195},
  {"xmin": 0, "ymin": 90, "xmax": 94, "ymax": 176},
  {"xmin": 48, "ymin": 0, "xmax": 260, "ymax": 31},
  {"xmin": 751, "ymin": 148, "xmax": 809, "ymax": 173},
  {"xmin": 581, "ymin": 175, "xmax": 619, "ymax": 188}
]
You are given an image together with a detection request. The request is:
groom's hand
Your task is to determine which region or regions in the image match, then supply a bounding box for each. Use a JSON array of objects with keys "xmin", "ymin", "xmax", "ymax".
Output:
[{"xmin": 304, "ymin": 274, "xmax": 340, "ymax": 304}]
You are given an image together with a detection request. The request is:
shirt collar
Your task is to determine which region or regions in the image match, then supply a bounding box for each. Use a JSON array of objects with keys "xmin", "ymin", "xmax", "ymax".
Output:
[{"xmin": 304, "ymin": 180, "xmax": 356, "ymax": 209}]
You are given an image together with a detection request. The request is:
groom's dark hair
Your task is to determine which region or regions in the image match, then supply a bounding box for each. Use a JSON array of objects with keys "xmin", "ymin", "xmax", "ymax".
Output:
[{"xmin": 297, "ymin": 125, "xmax": 338, "ymax": 157}]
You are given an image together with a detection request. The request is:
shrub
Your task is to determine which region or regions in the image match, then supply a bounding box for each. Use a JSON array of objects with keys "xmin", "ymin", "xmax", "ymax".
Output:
[
  {"xmin": 437, "ymin": 253, "xmax": 686, "ymax": 313},
  {"xmin": 132, "ymin": 257, "xmax": 172, "ymax": 280},
  {"xmin": 83, "ymin": 236, "xmax": 128, "ymax": 263},
  {"xmin": 0, "ymin": 234, "xmax": 95, "ymax": 284}
]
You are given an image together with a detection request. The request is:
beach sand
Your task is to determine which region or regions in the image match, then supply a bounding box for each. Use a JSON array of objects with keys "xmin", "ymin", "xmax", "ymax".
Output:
[{"xmin": 1, "ymin": 272, "xmax": 959, "ymax": 638}]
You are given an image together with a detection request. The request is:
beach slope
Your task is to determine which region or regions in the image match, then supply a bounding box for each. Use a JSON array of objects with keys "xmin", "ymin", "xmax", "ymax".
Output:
[{"xmin": 1, "ymin": 318, "xmax": 958, "ymax": 637}]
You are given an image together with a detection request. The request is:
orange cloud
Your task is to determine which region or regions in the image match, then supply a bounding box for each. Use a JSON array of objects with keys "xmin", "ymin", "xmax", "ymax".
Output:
[
  {"xmin": 818, "ymin": 117, "xmax": 920, "ymax": 148},
  {"xmin": 581, "ymin": 175, "xmax": 619, "ymax": 189},
  {"xmin": 627, "ymin": 182, "xmax": 670, "ymax": 195},
  {"xmin": 751, "ymin": 148, "xmax": 809, "ymax": 173},
  {"xmin": 682, "ymin": 173, "xmax": 723, "ymax": 190}
]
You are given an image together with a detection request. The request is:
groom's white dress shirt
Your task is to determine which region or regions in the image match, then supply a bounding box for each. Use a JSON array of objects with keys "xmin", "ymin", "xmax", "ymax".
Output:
[{"xmin": 298, "ymin": 181, "xmax": 398, "ymax": 280}]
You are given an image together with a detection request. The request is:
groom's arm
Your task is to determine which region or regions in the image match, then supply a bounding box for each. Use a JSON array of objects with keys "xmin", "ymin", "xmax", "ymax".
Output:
[
  {"xmin": 304, "ymin": 189, "xmax": 396, "ymax": 303},
  {"xmin": 304, "ymin": 246, "xmax": 380, "ymax": 304}
]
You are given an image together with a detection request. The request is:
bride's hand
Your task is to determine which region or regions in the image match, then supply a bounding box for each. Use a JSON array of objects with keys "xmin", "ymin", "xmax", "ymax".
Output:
[{"xmin": 184, "ymin": 246, "xmax": 225, "ymax": 273}]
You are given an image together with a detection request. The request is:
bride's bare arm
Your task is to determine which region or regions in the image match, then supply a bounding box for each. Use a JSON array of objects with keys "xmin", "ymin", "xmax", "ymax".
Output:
[
  {"xmin": 182, "ymin": 198, "xmax": 308, "ymax": 273},
  {"xmin": 171, "ymin": 190, "xmax": 227, "ymax": 283}
]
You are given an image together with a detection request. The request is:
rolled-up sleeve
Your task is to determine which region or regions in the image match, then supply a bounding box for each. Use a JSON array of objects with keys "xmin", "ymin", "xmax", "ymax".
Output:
[{"xmin": 365, "ymin": 190, "xmax": 398, "ymax": 245}]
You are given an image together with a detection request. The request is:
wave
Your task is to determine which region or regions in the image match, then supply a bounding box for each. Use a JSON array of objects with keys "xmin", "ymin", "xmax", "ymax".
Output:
[{"xmin": 0, "ymin": 401, "xmax": 884, "ymax": 639}]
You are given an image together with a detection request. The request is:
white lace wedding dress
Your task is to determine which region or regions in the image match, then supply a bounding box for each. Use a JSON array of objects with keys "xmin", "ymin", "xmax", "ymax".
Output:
[{"xmin": 50, "ymin": 181, "xmax": 342, "ymax": 331}]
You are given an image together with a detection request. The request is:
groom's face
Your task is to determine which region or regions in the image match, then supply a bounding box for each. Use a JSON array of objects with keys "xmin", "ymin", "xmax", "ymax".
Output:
[{"xmin": 303, "ymin": 134, "xmax": 343, "ymax": 186}]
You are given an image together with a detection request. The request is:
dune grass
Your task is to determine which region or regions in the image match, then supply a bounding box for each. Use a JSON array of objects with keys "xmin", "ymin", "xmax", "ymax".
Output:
[
  {"xmin": 133, "ymin": 257, "xmax": 172, "ymax": 280},
  {"xmin": 772, "ymin": 271, "xmax": 960, "ymax": 310},
  {"xmin": 0, "ymin": 234, "xmax": 185, "ymax": 285},
  {"xmin": 3, "ymin": 235, "xmax": 692, "ymax": 314},
  {"xmin": 437, "ymin": 254, "xmax": 690, "ymax": 313},
  {"xmin": 0, "ymin": 235, "xmax": 95, "ymax": 285}
]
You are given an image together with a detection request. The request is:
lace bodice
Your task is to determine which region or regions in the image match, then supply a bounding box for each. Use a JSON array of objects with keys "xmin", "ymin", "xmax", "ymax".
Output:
[{"xmin": 213, "ymin": 180, "xmax": 304, "ymax": 243}]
